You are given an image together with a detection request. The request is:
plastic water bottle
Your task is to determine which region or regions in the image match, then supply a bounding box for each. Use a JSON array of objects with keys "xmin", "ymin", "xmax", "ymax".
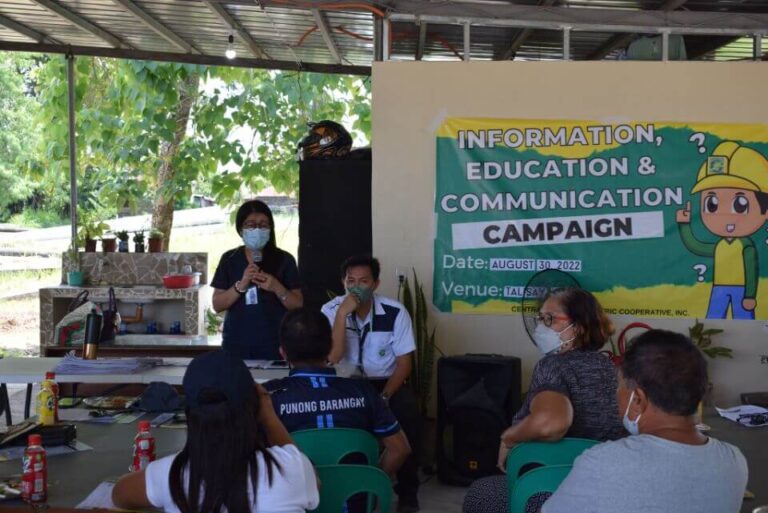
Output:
[
  {"xmin": 22, "ymin": 434, "xmax": 47, "ymax": 504},
  {"xmin": 131, "ymin": 420, "xmax": 156, "ymax": 472},
  {"xmin": 43, "ymin": 372, "xmax": 59, "ymax": 423},
  {"xmin": 36, "ymin": 380, "xmax": 55, "ymax": 427}
]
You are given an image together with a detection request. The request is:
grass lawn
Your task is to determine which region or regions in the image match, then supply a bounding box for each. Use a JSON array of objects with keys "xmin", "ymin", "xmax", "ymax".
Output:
[{"xmin": 0, "ymin": 269, "xmax": 60, "ymax": 294}]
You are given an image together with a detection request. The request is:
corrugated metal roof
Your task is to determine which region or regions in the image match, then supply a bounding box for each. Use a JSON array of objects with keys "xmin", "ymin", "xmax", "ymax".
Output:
[{"xmin": 0, "ymin": 0, "xmax": 765, "ymax": 73}]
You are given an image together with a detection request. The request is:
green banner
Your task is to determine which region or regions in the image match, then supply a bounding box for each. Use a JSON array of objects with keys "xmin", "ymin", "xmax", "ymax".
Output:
[{"xmin": 433, "ymin": 118, "xmax": 768, "ymax": 320}]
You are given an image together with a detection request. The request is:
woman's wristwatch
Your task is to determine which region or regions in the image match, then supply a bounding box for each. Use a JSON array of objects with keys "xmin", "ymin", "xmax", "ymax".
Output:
[
  {"xmin": 234, "ymin": 281, "xmax": 247, "ymax": 294},
  {"xmin": 278, "ymin": 290, "xmax": 289, "ymax": 302}
]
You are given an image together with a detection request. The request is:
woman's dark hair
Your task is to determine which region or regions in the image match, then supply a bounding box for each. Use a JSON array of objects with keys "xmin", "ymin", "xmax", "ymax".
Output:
[
  {"xmin": 545, "ymin": 288, "xmax": 613, "ymax": 351},
  {"xmin": 169, "ymin": 388, "xmax": 281, "ymax": 513},
  {"xmin": 622, "ymin": 329, "xmax": 708, "ymax": 416},
  {"xmin": 235, "ymin": 200, "xmax": 281, "ymax": 273},
  {"xmin": 280, "ymin": 308, "xmax": 332, "ymax": 362},
  {"xmin": 340, "ymin": 254, "xmax": 380, "ymax": 281}
]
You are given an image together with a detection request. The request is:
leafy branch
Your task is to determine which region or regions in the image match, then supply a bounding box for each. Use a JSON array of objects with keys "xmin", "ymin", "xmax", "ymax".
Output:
[{"xmin": 688, "ymin": 319, "xmax": 731, "ymax": 359}]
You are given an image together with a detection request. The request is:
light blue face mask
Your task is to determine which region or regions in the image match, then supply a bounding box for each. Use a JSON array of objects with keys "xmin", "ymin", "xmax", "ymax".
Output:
[
  {"xmin": 623, "ymin": 390, "xmax": 642, "ymax": 435},
  {"xmin": 242, "ymin": 228, "xmax": 270, "ymax": 251}
]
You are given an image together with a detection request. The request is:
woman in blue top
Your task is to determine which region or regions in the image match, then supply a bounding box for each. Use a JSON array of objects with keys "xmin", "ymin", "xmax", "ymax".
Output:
[{"xmin": 211, "ymin": 200, "xmax": 303, "ymax": 359}]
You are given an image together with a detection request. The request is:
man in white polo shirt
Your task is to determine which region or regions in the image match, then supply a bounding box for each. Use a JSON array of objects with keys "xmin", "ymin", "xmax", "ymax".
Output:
[{"xmin": 322, "ymin": 254, "xmax": 420, "ymax": 513}]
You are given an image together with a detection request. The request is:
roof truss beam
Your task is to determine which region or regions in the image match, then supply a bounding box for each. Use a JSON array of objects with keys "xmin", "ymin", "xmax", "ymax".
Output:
[
  {"xmin": 201, "ymin": 0, "xmax": 269, "ymax": 59},
  {"xmin": 110, "ymin": 0, "xmax": 199, "ymax": 54},
  {"xmin": 312, "ymin": 9, "xmax": 342, "ymax": 64},
  {"xmin": 0, "ymin": 13, "xmax": 59, "ymax": 44},
  {"xmin": 415, "ymin": 20, "xmax": 427, "ymax": 60},
  {"xmin": 588, "ymin": 0, "xmax": 691, "ymax": 60},
  {"xmin": 502, "ymin": 0, "xmax": 557, "ymax": 60},
  {"xmin": 29, "ymin": 0, "xmax": 129, "ymax": 48},
  {"xmin": 387, "ymin": 2, "xmax": 768, "ymax": 36},
  {"xmin": 0, "ymin": 40, "xmax": 368, "ymax": 74}
]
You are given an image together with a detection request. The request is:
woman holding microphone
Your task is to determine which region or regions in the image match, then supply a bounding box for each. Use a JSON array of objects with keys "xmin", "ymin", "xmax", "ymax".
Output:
[{"xmin": 211, "ymin": 200, "xmax": 302, "ymax": 359}]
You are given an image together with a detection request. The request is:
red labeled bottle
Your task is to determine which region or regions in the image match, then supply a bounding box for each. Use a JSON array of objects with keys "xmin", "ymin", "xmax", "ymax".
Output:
[
  {"xmin": 22, "ymin": 434, "xmax": 47, "ymax": 504},
  {"xmin": 44, "ymin": 371, "xmax": 60, "ymax": 423},
  {"xmin": 131, "ymin": 420, "xmax": 156, "ymax": 472}
]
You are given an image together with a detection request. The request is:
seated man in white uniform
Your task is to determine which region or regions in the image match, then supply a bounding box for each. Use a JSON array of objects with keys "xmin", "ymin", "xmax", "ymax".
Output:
[{"xmin": 322, "ymin": 254, "xmax": 420, "ymax": 513}]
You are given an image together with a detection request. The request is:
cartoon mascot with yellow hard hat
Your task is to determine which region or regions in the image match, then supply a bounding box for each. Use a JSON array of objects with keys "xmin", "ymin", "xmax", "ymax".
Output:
[{"xmin": 677, "ymin": 141, "xmax": 768, "ymax": 319}]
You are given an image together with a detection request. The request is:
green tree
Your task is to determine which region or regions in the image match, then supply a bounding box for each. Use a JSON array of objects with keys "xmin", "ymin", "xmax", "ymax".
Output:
[
  {"xmin": 0, "ymin": 54, "xmax": 41, "ymax": 220},
  {"xmin": 29, "ymin": 56, "xmax": 371, "ymax": 244}
]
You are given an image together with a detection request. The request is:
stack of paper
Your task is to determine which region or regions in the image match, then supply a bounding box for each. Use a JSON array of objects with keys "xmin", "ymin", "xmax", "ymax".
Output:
[
  {"xmin": 53, "ymin": 352, "xmax": 161, "ymax": 375},
  {"xmin": 715, "ymin": 405, "xmax": 768, "ymax": 427}
]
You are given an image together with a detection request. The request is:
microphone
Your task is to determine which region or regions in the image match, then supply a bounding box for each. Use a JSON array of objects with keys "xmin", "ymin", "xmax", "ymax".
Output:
[{"xmin": 252, "ymin": 249, "xmax": 263, "ymax": 264}]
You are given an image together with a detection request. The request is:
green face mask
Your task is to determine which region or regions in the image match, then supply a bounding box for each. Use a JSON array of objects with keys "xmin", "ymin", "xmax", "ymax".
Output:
[{"xmin": 347, "ymin": 285, "xmax": 373, "ymax": 303}]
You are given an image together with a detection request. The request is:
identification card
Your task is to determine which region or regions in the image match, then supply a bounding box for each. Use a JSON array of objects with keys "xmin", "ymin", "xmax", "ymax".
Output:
[{"xmin": 245, "ymin": 286, "xmax": 259, "ymax": 305}]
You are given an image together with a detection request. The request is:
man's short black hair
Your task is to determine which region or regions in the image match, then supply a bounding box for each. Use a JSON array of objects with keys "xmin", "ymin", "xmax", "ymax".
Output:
[
  {"xmin": 279, "ymin": 308, "xmax": 332, "ymax": 363},
  {"xmin": 622, "ymin": 329, "xmax": 708, "ymax": 416},
  {"xmin": 340, "ymin": 255, "xmax": 380, "ymax": 281}
]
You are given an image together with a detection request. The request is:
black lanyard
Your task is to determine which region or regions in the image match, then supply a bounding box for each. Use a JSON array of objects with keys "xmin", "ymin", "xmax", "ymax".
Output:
[{"xmin": 350, "ymin": 299, "xmax": 374, "ymax": 371}]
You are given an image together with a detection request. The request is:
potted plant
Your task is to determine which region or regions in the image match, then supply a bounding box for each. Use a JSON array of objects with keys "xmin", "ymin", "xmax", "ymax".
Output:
[
  {"xmin": 101, "ymin": 232, "xmax": 117, "ymax": 253},
  {"xmin": 116, "ymin": 230, "xmax": 130, "ymax": 252},
  {"xmin": 688, "ymin": 319, "xmax": 730, "ymax": 422},
  {"xmin": 399, "ymin": 270, "xmax": 441, "ymax": 467},
  {"xmin": 133, "ymin": 231, "xmax": 145, "ymax": 253},
  {"xmin": 148, "ymin": 229, "xmax": 164, "ymax": 253},
  {"xmin": 65, "ymin": 244, "xmax": 83, "ymax": 286},
  {"xmin": 77, "ymin": 214, "xmax": 109, "ymax": 253}
]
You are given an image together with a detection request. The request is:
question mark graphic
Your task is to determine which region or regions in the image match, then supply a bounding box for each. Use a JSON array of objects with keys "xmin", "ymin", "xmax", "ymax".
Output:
[
  {"xmin": 688, "ymin": 133, "xmax": 706, "ymax": 154},
  {"xmin": 692, "ymin": 264, "xmax": 707, "ymax": 282}
]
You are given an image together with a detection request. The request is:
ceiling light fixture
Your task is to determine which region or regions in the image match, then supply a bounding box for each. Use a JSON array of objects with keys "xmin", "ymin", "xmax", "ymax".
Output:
[{"xmin": 225, "ymin": 34, "xmax": 236, "ymax": 59}]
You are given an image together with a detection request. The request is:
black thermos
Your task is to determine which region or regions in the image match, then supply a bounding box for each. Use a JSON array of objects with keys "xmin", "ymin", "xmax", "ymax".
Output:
[{"xmin": 83, "ymin": 308, "xmax": 102, "ymax": 360}]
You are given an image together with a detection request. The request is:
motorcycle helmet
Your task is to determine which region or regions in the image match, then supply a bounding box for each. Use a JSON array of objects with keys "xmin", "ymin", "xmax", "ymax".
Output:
[{"xmin": 297, "ymin": 120, "xmax": 353, "ymax": 160}]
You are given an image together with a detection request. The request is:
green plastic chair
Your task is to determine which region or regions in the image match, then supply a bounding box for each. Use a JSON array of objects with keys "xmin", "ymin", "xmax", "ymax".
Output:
[
  {"xmin": 509, "ymin": 464, "xmax": 573, "ymax": 513},
  {"xmin": 311, "ymin": 464, "xmax": 392, "ymax": 513},
  {"xmin": 292, "ymin": 428, "xmax": 379, "ymax": 466},
  {"xmin": 505, "ymin": 438, "xmax": 598, "ymax": 488}
]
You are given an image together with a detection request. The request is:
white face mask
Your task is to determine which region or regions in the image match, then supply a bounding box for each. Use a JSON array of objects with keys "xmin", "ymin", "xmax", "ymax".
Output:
[
  {"xmin": 533, "ymin": 323, "xmax": 574, "ymax": 356},
  {"xmin": 622, "ymin": 390, "xmax": 642, "ymax": 435}
]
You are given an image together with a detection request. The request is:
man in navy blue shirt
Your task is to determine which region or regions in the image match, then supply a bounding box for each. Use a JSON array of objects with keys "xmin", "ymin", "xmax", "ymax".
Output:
[{"xmin": 264, "ymin": 308, "xmax": 411, "ymax": 481}]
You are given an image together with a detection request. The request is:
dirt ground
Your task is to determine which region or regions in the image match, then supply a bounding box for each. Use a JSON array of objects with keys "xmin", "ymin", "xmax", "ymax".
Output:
[{"xmin": 0, "ymin": 296, "xmax": 41, "ymax": 355}]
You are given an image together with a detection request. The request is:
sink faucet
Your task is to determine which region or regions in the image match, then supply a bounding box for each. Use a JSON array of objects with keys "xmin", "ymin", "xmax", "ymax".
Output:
[
  {"xmin": 94, "ymin": 257, "xmax": 110, "ymax": 285},
  {"xmin": 121, "ymin": 304, "xmax": 144, "ymax": 324}
]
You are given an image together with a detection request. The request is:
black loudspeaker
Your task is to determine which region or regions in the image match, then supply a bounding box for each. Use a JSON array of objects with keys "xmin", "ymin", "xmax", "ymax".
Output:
[
  {"xmin": 436, "ymin": 354, "xmax": 522, "ymax": 486},
  {"xmin": 298, "ymin": 157, "xmax": 372, "ymax": 311}
]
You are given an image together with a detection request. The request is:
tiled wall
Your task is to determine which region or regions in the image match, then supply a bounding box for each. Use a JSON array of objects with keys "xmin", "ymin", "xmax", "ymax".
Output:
[{"xmin": 63, "ymin": 252, "xmax": 207, "ymax": 287}]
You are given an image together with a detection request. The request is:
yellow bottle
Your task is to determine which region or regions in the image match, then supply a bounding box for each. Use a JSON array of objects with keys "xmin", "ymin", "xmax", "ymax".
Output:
[{"xmin": 37, "ymin": 382, "xmax": 56, "ymax": 426}]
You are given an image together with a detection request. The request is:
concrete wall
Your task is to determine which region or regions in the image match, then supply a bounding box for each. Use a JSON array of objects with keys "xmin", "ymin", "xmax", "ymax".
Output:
[{"xmin": 371, "ymin": 61, "xmax": 768, "ymax": 405}]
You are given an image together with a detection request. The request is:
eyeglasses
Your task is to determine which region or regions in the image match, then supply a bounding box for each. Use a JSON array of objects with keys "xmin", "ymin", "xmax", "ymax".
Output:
[
  {"xmin": 534, "ymin": 312, "xmax": 570, "ymax": 327},
  {"xmin": 243, "ymin": 222, "xmax": 270, "ymax": 230},
  {"xmin": 737, "ymin": 413, "xmax": 768, "ymax": 426}
]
